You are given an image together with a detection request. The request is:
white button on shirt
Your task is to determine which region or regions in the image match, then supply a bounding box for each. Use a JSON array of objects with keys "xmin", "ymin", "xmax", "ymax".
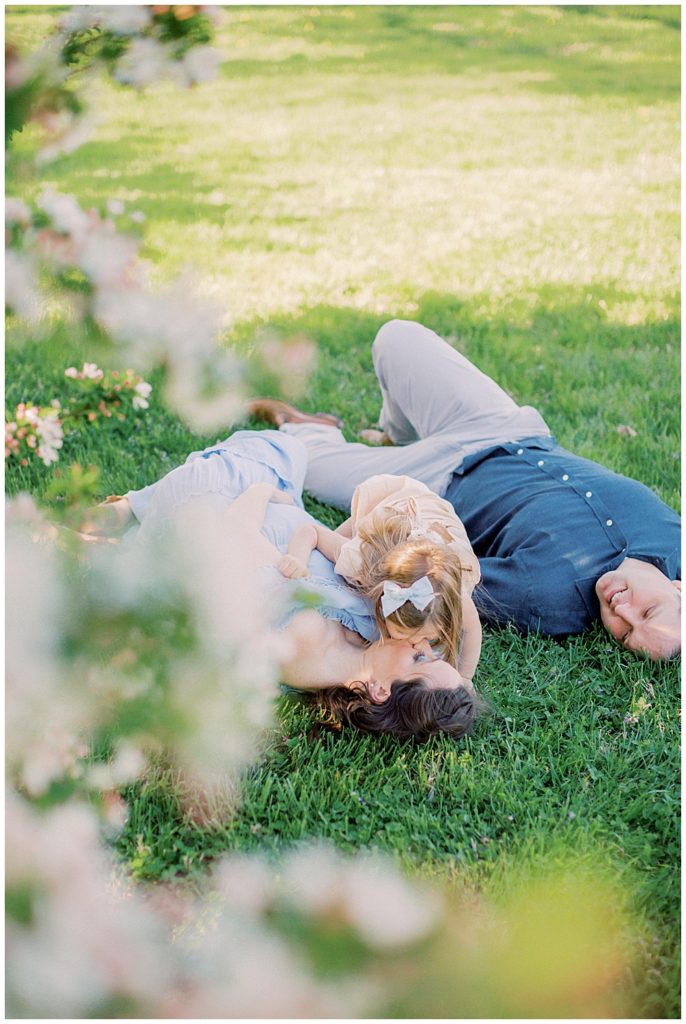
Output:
[
  {"xmin": 537, "ymin": 460, "xmax": 545, "ymax": 466},
  {"xmin": 562, "ymin": 474, "xmax": 569, "ymax": 481},
  {"xmin": 586, "ymin": 491, "xmax": 592, "ymax": 498}
]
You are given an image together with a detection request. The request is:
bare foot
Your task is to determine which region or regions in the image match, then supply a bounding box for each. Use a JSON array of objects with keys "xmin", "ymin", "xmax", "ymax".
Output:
[
  {"xmin": 80, "ymin": 496, "xmax": 133, "ymax": 538},
  {"xmin": 359, "ymin": 428, "xmax": 394, "ymax": 446}
]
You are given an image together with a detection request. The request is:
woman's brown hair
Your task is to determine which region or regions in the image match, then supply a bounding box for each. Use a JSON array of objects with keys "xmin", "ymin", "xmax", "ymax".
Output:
[
  {"xmin": 353, "ymin": 511, "xmax": 468, "ymax": 666},
  {"xmin": 310, "ymin": 679, "xmax": 483, "ymax": 742}
]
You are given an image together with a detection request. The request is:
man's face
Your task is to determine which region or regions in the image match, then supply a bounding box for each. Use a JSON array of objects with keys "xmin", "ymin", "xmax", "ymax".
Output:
[{"xmin": 595, "ymin": 558, "xmax": 681, "ymax": 659}]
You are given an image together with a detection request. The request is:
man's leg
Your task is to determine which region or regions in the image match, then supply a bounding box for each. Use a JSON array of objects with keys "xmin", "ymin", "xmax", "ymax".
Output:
[
  {"xmin": 282, "ymin": 320, "xmax": 551, "ymax": 510},
  {"xmin": 279, "ymin": 420, "xmax": 467, "ymax": 509},
  {"xmin": 373, "ymin": 319, "xmax": 550, "ymax": 445}
]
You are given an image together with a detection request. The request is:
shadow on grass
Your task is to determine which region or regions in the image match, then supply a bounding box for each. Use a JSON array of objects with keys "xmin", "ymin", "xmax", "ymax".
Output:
[
  {"xmin": 216, "ymin": 6, "xmax": 679, "ymax": 104},
  {"xmin": 232, "ymin": 285, "xmax": 680, "ymax": 505},
  {"xmin": 6, "ymin": 284, "xmax": 680, "ymax": 509}
]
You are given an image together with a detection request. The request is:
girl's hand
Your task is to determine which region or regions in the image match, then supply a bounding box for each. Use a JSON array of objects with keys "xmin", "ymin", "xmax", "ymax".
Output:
[
  {"xmin": 278, "ymin": 554, "xmax": 309, "ymax": 579},
  {"xmin": 411, "ymin": 638, "xmax": 436, "ymax": 659}
]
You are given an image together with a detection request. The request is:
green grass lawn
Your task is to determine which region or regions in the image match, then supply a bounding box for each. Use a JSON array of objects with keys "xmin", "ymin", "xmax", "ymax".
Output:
[{"xmin": 6, "ymin": 5, "xmax": 681, "ymax": 1016}]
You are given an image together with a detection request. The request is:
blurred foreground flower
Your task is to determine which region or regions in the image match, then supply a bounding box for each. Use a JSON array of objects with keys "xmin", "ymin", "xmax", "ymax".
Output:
[
  {"xmin": 8, "ymin": 186, "xmax": 247, "ymax": 433},
  {"xmin": 6, "ymin": 5, "xmax": 222, "ymax": 158},
  {"xmin": 6, "ymin": 791, "xmax": 171, "ymax": 1018},
  {"xmin": 5, "ymin": 402, "xmax": 64, "ymax": 467},
  {"xmin": 249, "ymin": 331, "xmax": 317, "ymax": 402},
  {"xmin": 6, "ymin": 492, "xmax": 284, "ymax": 798}
]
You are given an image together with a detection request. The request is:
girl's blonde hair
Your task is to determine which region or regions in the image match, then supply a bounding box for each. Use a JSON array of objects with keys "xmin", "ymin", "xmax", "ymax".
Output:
[{"xmin": 354, "ymin": 510, "xmax": 467, "ymax": 666}]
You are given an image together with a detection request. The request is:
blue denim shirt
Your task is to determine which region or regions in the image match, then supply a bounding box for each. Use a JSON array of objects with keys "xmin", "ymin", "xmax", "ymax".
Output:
[{"xmin": 445, "ymin": 437, "xmax": 681, "ymax": 636}]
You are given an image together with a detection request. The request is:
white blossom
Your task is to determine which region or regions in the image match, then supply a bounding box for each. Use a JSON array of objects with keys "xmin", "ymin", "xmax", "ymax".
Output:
[
  {"xmin": 35, "ymin": 410, "xmax": 64, "ymax": 466},
  {"xmin": 37, "ymin": 188, "xmax": 91, "ymax": 241},
  {"xmin": 5, "ymin": 197, "xmax": 31, "ymax": 227},
  {"xmin": 57, "ymin": 7, "xmax": 102, "ymax": 34},
  {"xmin": 214, "ymin": 855, "xmax": 274, "ymax": 916},
  {"xmin": 132, "ymin": 379, "xmax": 152, "ymax": 410},
  {"xmin": 77, "ymin": 229, "xmax": 138, "ymax": 288},
  {"xmin": 98, "ymin": 5, "xmax": 152, "ymax": 35},
  {"xmin": 172, "ymin": 45, "xmax": 223, "ymax": 86},
  {"xmin": 343, "ymin": 852, "xmax": 440, "ymax": 949},
  {"xmin": 5, "ymin": 250, "xmax": 41, "ymax": 321},
  {"xmin": 38, "ymin": 112, "xmax": 94, "ymax": 164},
  {"xmin": 6, "ymin": 509, "xmax": 83, "ymax": 794},
  {"xmin": 106, "ymin": 197, "xmax": 125, "ymax": 217},
  {"xmin": 6, "ymin": 794, "xmax": 171, "ymax": 1018},
  {"xmin": 114, "ymin": 37, "xmax": 169, "ymax": 88}
]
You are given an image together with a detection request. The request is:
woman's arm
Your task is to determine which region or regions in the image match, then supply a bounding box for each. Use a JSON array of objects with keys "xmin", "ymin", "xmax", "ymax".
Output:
[
  {"xmin": 224, "ymin": 483, "xmax": 287, "ymax": 569},
  {"xmin": 226, "ymin": 482, "xmax": 290, "ymax": 525},
  {"xmin": 457, "ymin": 594, "xmax": 482, "ymax": 681}
]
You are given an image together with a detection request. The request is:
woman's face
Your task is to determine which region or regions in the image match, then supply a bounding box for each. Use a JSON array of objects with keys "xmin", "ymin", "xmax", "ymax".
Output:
[{"xmin": 364, "ymin": 638, "xmax": 467, "ymax": 705}]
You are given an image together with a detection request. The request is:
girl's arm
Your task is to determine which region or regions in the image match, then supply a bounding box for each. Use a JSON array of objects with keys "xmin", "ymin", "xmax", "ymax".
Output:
[
  {"xmin": 457, "ymin": 594, "xmax": 482, "ymax": 681},
  {"xmin": 279, "ymin": 521, "xmax": 346, "ymax": 579},
  {"xmin": 334, "ymin": 516, "xmax": 353, "ymax": 538}
]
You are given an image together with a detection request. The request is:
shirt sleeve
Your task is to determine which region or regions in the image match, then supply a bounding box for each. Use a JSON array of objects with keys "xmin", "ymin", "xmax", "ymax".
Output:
[{"xmin": 334, "ymin": 535, "xmax": 364, "ymax": 583}]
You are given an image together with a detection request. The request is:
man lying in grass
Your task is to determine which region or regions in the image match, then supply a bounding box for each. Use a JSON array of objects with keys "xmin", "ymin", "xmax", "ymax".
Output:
[
  {"xmin": 251, "ymin": 319, "xmax": 681, "ymax": 662},
  {"xmin": 86, "ymin": 428, "xmax": 480, "ymax": 741}
]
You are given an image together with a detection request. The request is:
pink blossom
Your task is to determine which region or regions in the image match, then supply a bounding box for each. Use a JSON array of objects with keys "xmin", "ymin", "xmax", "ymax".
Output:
[{"xmin": 81, "ymin": 362, "xmax": 104, "ymax": 380}]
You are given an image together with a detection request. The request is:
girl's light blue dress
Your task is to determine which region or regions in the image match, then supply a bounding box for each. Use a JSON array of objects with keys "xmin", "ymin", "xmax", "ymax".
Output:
[{"xmin": 125, "ymin": 429, "xmax": 378, "ymax": 642}]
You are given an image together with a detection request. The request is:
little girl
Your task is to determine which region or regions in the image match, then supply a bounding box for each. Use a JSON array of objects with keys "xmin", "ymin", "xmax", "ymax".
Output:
[{"xmin": 278, "ymin": 473, "xmax": 482, "ymax": 680}]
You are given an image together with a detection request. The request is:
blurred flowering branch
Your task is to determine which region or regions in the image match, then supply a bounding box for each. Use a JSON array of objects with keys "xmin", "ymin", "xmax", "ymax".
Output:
[{"xmin": 6, "ymin": 6, "xmax": 222, "ymax": 158}]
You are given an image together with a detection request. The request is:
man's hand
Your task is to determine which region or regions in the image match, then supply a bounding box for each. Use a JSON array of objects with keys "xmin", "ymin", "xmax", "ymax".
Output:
[{"xmin": 278, "ymin": 554, "xmax": 310, "ymax": 579}]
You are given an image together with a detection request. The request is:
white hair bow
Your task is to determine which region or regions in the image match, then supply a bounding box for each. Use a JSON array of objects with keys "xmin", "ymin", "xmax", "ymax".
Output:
[{"xmin": 381, "ymin": 576, "xmax": 435, "ymax": 618}]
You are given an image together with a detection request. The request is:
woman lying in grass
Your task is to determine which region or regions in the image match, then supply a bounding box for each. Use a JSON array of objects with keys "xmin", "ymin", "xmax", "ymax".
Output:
[{"xmin": 88, "ymin": 429, "xmax": 481, "ymax": 741}]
